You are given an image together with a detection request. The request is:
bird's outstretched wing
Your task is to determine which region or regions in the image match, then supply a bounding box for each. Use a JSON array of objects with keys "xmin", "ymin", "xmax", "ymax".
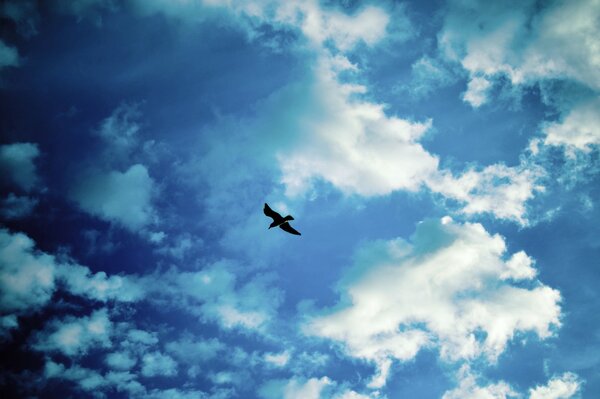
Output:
[
  {"xmin": 280, "ymin": 222, "xmax": 301, "ymax": 235},
  {"xmin": 263, "ymin": 203, "xmax": 282, "ymax": 221}
]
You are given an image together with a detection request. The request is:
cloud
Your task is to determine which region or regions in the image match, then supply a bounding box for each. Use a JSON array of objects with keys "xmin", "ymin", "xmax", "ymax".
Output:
[
  {"xmin": 543, "ymin": 97, "xmax": 600, "ymax": 152},
  {"xmin": 165, "ymin": 335, "xmax": 224, "ymax": 364},
  {"xmin": 440, "ymin": 0, "xmax": 600, "ymax": 106},
  {"xmin": 443, "ymin": 367, "xmax": 583, "ymax": 399},
  {"xmin": 105, "ymin": 351, "xmax": 137, "ymax": 371},
  {"xmin": 402, "ymin": 55, "xmax": 457, "ymax": 99},
  {"xmin": 305, "ymin": 218, "xmax": 561, "ymax": 387},
  {"xmin": 131, "ymin": 1, "xmax": 393, "ymax": 52},
  {"xmin": 160, "ymin": 261, "xmax": 282, "ymax": 331},
  {"xmin": 70, "ymin": 164, "xmax": 156, "ymax": 230},
  {"xmin": 0, "ymin": 229, "xmax": 56, "ymax": 314},
  {"xmin": 0, "ymin": 193, "xmax": 38, "ymax": 219},
  {"xmin": 34, "ymin": 309, "xmax": 112, "ymax": 356},
  {"xmin": 0, "ymin": 39, "xmax": 20, "ymax": 70},
  {"xmin": 462, "ymin": 76, "xmax": 493, "ymax": 108},
  {"xmin": 443, "ymin": 365, "xmax": 518, "ymax": 399},
  {"xmin": 0, "ymin": 228, "xmax": 145, "ymax": 329},
  {"xmin": 259, "ymin": 376, "xmax": 332, "ymax": 399},
  {"xmin": 0, "ymin": 142, "xmax": 40, "ymax": 191},
  {"xmin": 529, "ymin": 373, "xmax": 582, "ymax": 399},
  {"xmin": 263, "ymin": 351, "xmax": 291, "ymax": 368},
  {"xmin": 95, "ymin": 103, "xmax": 142, "ymax": 159},
  {"xmin": 44, "ymin": 360, "xmax": 145, "ymax": 396},
  {"xmin": 428, "ymin": 164, "xmax": 544, "ymax": 225},
  {"xmin": 141, "ymin": 351, "xmax": 178, "ymax": 377}
]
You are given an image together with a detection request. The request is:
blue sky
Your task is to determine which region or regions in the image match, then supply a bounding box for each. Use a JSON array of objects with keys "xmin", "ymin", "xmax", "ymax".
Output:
[{"xmin": 1, "ymin": 0, "xmax": 599, "ymax": 398}]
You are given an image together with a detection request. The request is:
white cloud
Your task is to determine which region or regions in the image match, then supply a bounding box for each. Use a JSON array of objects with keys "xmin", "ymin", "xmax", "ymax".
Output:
[
  {"xmin": 306, "ymin": 218, "xmax": 561, "ymax": 387},
  {"xmin": 70, "ymin": 163, "xmax": 156, "ymax": 230},
  {"xmin": 428, "ymin": 164, "xmax": 544, "ymax": 225},
  {"xmin": 463, "ymin": 76, "xmax": 493, "ymax": 108},
  {"xmin": 34, "ymin": 309, "xmax": 112, "ymax": 356},
  {"xmin": 440, "ymin": 0, "xmax": 600, "ymax": 104},
  {"xmin": 0, "ymin": 193, "xmax": 38, "ymax": 219},
  {"xmin": 165, "ymin": 335, "xmax": 224, "ymax": 363},
  {"xmin": 57, "ymin": 263, "xmax": 144, "ymax": 302},
  {"xmin": 260, "ymin": 376, "xmax": 332, "ymax": 399},
  {"xmin": 442, "ymin": 365, "xmax": 518, "ymax": 399},
  {"xmin": 164, "ymin": 261, "xmax": 282, "ymax": 331},
  {"xmin": 44, "ymin": 360, "xmax": 145, "ymax": 395},
  {"xmin": 132, "ymin": 0, "xmax": 393, "ymax": 53},
  {"xmin": 529, "ymin": 373, "xmax": 582, "ymax": 399},
  {"xmin": 277, "ymin": 56, "xmax": 438, "ymax": 197},
  {"xmin": 543, "ymin": 97, "xmax": 600, "ymax": 151},
  {"xmin": 0, "ymin": 228, "xmax": 145, "ymax": 331},
  {"xmin": 141, "ymin": 351, "xmax": 178, "ymax": 377},
  {"xmin": 105, "ymin": 350, "xmax": 137, "ymax": 371},
  {"xmin": 0, "ymin": 229, "xmax": 55, "ymax": 313},
  {"xmin": 263, "ymin": 350, "xmax": 291, "ymax": 367},
  {"xmin": 0, "ymin": 39, "xmax": 20, "ymax": 70},
  {"xmin": 0, "ymin": 142, "xmax": 40, "ymax": 191}
]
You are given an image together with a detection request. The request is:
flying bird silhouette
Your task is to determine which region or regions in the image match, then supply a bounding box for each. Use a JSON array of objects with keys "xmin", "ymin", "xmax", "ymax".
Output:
[{"xmin": 263, "ymin": 203, "xmax": 301, "ymax": 236}]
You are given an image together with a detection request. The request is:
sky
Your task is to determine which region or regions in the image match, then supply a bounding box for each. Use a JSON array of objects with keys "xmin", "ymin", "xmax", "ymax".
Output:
[{"xmin": 0, "ymin": 0, "xmax": 599, "ymax": 398}]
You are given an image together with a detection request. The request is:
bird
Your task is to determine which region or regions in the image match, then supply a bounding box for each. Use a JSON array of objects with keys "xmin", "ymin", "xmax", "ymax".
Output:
[{"xmin": 263, "ymin": 203, "xmax": 301, "ymax": 235}]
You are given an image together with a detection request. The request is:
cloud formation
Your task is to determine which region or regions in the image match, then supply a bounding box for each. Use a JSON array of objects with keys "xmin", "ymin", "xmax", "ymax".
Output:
[
  {"xmin": 70, "ymin": 164, "xmax": 156, "ymax": 230},
  {"xmin": 306, "ymin": 217, "xmax": 561, "ymax": 387},
  {"xmin": 0, "ymin": 142, "xmax": 40, "ymax": 191}
]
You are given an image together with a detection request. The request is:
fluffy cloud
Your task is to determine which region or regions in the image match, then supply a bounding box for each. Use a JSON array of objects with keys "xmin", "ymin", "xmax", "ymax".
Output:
[
  {"xmin": 165, "ymin": 335, "xmax": 224, "ymax": 364},
  {"xmin": 271, "ymin": 54, "xmax": 540, "ymax": 223},
  {"xmin": 105, "ymin": 351, "xmax": 137, "ymax": 371},
  {"xmin": 529, "ymin": 373, "xmax": 582, "ymax": 399},
  {"xmin": 34, "ymin": 309, "xmax": 112, "ymax": 356},
  {"xmin": 443, "ymin": 366, "xmax": 518, "ymax": 399},
  {"xmin": 306, "ymin": 218, "xmax": 561, "ymax": 387},
  {"xmin": 163, "ymin": 261, "xmax": 282, "ymax": 331},
  {"xmin": 141, "ymin": 351, "xmax": 178, "ymax": 377},
  {"xmin": 70, "ymin": 164, "xmax": 156, "ymax": 230},
  {"xmin": 0, "ymin": 228, "xmax": 144, "ymax": 327},
  {"xmin": 0, "ymin": 142, "xmax": 40, "ymax": 191},
  {"xmin": 428, "ymin": 164, "xmax": 544, "ymax": 224},
  {"xmin": 0, "ymin": 229, "xmax": 56, "ymax": 313},
  {"xmin": 131, "ymin": 0, "xmax": 393, "ymax": 52},
  {"xmin": 440, "ymin": 0, "xmax": 600, "ymax": 106},
  {"xmin": 443, "ymin": 368, "xmax": 582, "ymax": 399},
  {"xmin": 543, "ymin": 97, "xmax": 600, "ymax": 151}
]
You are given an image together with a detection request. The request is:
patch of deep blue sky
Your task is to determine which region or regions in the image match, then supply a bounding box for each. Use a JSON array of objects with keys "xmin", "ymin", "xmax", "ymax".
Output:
[{"xmin": 1, "ymin": 1, "xmax": 599, "ymax": 398}]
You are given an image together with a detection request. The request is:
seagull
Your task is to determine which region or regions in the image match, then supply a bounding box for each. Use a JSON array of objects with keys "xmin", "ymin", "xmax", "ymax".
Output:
[{"xmin": 263, "ymin": 203, "xmax": 301, "ymax": 236}]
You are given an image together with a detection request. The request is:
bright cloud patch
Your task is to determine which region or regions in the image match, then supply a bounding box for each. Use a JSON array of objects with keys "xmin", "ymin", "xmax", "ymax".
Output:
[
  {"xmin": 71, "ymin": 164, "xmax": 156, "ymax": 230},
  {"xmin": 275, "ymin": 56, "xmax": 540, "ymax": 224},
  {"xmin": 0, "ymin": 228, "xmax": 144, "ymax": 326},
  {"xmin": 443, "ymin": 366, "xmax": 518, "ymax": 399},
  {"xmin": 162, "ymin": 261, "xmax": 282, "ymax": 331},
  {"xmin": 529, "ymin": 373, "xmax": 582, "ymax": 399},
  {"xmin": 34, "ymin": 309, "xmax": 112, "ymax": 356},
  {"xmin": 543, "ymin": 97, "xmax": 600, "ymax": 151},
  {"xmin": 306, "ymin": 218, "xmax": 561, "ymax": 387},
  {"xmin": 440, "ymin": 0, "xmax": 600, "ymax": 105}
]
